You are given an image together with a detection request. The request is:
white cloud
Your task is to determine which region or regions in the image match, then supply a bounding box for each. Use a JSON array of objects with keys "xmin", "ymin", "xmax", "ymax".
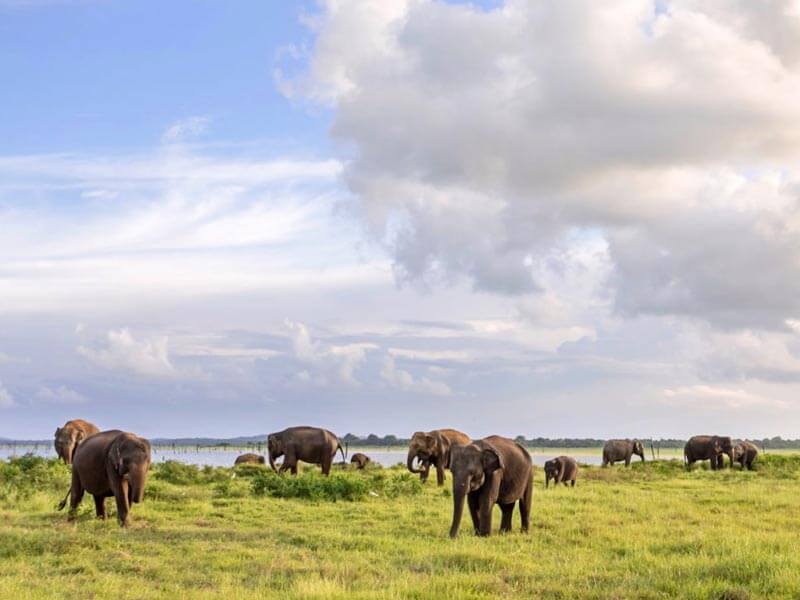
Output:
[
  {"xmin": 161, "ymin": 116, "xmax": 211, "ymax": 143},
  {"xmin": 0, "ymin": 380, "xmax": 14, "ymax": 408},
  {"xmin": 78, "ymin": 328, "xmax": 176, "ymax": 378},
  {"xmin": 289, "ymin": 0, "xmax": 800, "ymax": 330},
  {"xmin": 36, "ymin": 385, "xmax": 89, "ymax": 405},
  {"xmin": 285, "ymin": 319, "xmax": 375, "ymax": 385},
  {"xmin": 662, "ymin": 385, "xmax": 785, "ymax": 409},
  {"xmin": 380, "ymin": 355, "xmax": 451, "ymax": 396}
]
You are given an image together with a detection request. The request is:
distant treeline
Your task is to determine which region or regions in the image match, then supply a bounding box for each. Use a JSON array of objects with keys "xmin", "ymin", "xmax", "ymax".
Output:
[
  {"xmin": 342, "ymin": 435, "xmax": 800, "ymax": 450},
  {"xmin": 3, "ymin": 435, "xmax": 800, "ymax": 450}
]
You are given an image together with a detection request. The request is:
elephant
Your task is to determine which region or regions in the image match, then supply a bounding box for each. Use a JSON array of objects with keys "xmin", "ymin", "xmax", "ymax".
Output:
[
  {"xmin": 448, "ymin": 435, "xmax": 533, "ymax": 538},
  {"xmin": 54, "ymin": 419, "xmax": 100, "ymax": 465},
  {"xmin": 57, "ymin": 430, "xmax": 151, "ymax": 527},
  {"xmin": 350, "ymin": 452, "xmax": 371, "ymax": 469},
  {"xmin": 407, "ymin": 428, "xmax": 471, "ymax": 486},
  {"xmin": 544, "ymin": 456, "xmax": 578, "ymax": 488},
  {"xmin": 684, "ymin": 435, "xmax": 734, "ymax": 470},
  {"xmin": 234, "ymin": 453, "xmax": 265, "ymax": 466},
  {"xmin": 267, "ymin": 426, "xmax": 345, "ymax": 476},
  {"xmin": 733, "ymin": 441, "xmax": 759, "ymax": 470},
  {"xmin": 602, "ymin": 439, "xmax": 645, "ymax": 467}
]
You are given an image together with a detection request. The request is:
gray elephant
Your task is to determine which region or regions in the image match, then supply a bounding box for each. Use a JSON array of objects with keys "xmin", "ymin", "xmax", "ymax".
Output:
[
  {"xmin": 234, "ymin": 453, "xmax": 265, "ymax": 466},
  {"xmin": 407, "ymin": 428, "xmax": 471, "ymax": 486},
  {"xmin": 350, "ymin": 452, "xmax": 371, "ymax": 469},
  {"xmin": 448, "ymin": 435, "xmax": 533, "ymax": 538},
  {"xmin": 602, "ymin": 439, "xmax": 645, "ymax": 467},
  {"xmin": 54, "ymin": 419, "xmax": 100, "ymax": 464},
  {"xmin": 544, "ymin": 456, "xmax": 578, "ymax": 488},
  {"xmin": 733, "ymin": 441, "xmax": 758, "ymax": 470},
  {"xmin": 57, "ymin": 430, "xmax": 151, "ymax": 527},
  {"xmin": 267, "ymin": 426, "xmax": 345, "ymax": 476},
  {"xmin": 684, "ymin": 435, "xmax": 734, "ymax": 470}
]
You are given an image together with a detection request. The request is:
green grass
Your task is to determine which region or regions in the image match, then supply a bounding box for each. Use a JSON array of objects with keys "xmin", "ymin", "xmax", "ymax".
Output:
[{"xmin": 2, "ymin": 455, "xmax": 800, "ymax": 599}]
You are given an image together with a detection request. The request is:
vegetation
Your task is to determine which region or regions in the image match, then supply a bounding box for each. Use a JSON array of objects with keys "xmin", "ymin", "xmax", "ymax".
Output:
[{"xmin": 2, "ymin": 454, "xmax": 800, "ymax": 598}]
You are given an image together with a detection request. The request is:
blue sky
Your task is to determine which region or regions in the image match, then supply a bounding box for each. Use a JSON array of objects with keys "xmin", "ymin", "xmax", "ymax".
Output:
[
  {"xmin": 3, "ymin": 0, "xmax": 800, "ymax": 440},
  {"xmin": 0, "ymin": 0, "xmax": 327, "ymax": 153}
]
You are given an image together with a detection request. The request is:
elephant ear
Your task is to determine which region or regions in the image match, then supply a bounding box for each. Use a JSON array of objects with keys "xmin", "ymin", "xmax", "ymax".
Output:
[
  {"xmin": 110, "ymin": 438, "xmax": 124, "ymax": 474},
  {"xmin": 481, "ymin": 445, "xmax": 504, "ymax": 472},
  {"xmin": 55, "ymin": 427, "xmax": 61, "ymax": 436}
]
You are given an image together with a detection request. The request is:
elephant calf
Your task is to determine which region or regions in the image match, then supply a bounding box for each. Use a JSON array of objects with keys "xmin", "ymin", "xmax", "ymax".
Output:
[
  {"xmin": 407, "ymin": 428, "xmax": 471, "ymax": 486},
  {"xmin": 350, "ymin": 452, "xmax": 371, "ymax": 469},
  {"xmin": 58, "ymin": 430, "xmax": 151, "ymax": 527},
  {"xmin": 234, "ymin": 453, "xmax": 265, "ymax": 465},
  {"xmin": 602, "ymin": 439, "xmax": 645, "ymax": 467},
  {"xmin": 449, "ymin": 436, "xmax": 533, "ymax": 538},
  {"xmin": 734, "ymin": 441, "xmax": 758, "ymax": 470},
  {"xmin": 544, "ymin": 456, "xmax": 578, "ymax": 488},
  {"xmin": 54, "ymin": 419, "xmax": 100, "ymax": 465}
]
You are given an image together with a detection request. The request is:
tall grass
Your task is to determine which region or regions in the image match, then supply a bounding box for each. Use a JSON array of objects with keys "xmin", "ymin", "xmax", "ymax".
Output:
[{"xmin": 2, "ymin": 454, "xmax": 799, "ymax": 598}]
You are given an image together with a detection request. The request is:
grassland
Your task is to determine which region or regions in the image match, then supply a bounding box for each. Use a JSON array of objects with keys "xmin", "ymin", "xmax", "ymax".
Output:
[{"xmin": 2, "ymin": 455, "xmax": 800, "ymax": 599}]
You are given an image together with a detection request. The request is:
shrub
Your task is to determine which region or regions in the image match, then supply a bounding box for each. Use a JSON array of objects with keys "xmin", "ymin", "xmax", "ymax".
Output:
[
  {"xmin": 250, "ymin": 469, "xmax": 421, "ymax": 502},
  {"xmin": 151, "ymin": 460, "xmax": 230, "ymax": 485},
  {"xmin": 0, "ymin": 455, "xmax": 69, "ymax": 501}
]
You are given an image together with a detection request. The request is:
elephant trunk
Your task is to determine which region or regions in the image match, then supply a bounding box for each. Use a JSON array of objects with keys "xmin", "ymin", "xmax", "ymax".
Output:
[
  {"xmin": 728, "ymin": 450, "xmax": 735, "ymax": 469},
  {"xmin": 64, "ymin": 442, "xmax": 76, "ymax": 465},
  {"xmin": 128, "ymin": 467, "xmax": 148, "ymax": 503},
  {"xmin": 449, "ymin": 477, "xmax": 470, "ymax": 539},
  {"xmin": 407, "ymin": 449, "xmax": 422, "ymax": 474},
  {"xmin": 268, "ymin": 450, "xmax": 278, "ymax": 473}
]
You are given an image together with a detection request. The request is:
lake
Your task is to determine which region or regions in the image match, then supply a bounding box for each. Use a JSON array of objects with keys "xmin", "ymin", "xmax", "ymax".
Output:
[{"xmin": 0, "ymin": 444, "xmax": 636, "ymax": 467}]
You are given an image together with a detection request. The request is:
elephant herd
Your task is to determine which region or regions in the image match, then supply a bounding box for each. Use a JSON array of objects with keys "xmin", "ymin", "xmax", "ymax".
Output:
[{"xmin": 50, "ymin": 419, "xmax": 761, "ymax": 535}]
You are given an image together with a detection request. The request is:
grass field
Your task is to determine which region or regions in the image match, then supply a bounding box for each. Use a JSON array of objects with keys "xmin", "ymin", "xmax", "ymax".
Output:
[{"xmin": 3, "ymin": 455, "xmax": 800, "ymax": 599}]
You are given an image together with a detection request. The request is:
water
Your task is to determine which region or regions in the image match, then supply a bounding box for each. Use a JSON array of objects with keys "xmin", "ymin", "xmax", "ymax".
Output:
[{"xmin": 1, "ymin": 444, "xmax": 611, "ymax": 467}]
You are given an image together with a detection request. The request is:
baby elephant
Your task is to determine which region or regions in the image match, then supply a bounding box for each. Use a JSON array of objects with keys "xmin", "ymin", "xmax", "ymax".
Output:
[
  {"xmin": 544, "ymin": 456, "xmax": 578, "ymax": 488},
  {"xmin": 350, "ymin": 452, "xmax": 371, "ymax": 469},
  {"xmin": 734, "ymin": 441, "xmax": 759, "ymax": 470},
  {"xmin": 234, "ymin": 453, "xmax": 265, "ymax": 466},
  {"xmin": 58, "ymin": 430, "xmax": 151, "ymax": 527}
]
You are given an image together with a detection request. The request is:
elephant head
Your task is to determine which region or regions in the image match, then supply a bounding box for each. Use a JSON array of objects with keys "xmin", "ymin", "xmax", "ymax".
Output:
[
  {"xmin": 267, "ymin": 434, "xmax": 283, "ymax": 473},
  {"xmin": 407, "ymin": 431, "xmax": 441, "ymax": 474},
  {"xmin": 54, "ymin": 426, "xmax": 85, "ymax": 465},
  {"xmin": 714, "ymin": 436, "xmax": 735, "ymax": 467},
  {"xmin": 109, "ymin": 434, "xmax": 151, "ymax": 504},
  {"xmin": 448, "ymin": 442, "xmax": 503, "ymax": 538},
  {"xmin": 543, "ymin": 458, "xmax": 561, "ymax": 488},
  {"xmin": 632, "ymin": 440, "xmax": 645, "ymax": 462}
]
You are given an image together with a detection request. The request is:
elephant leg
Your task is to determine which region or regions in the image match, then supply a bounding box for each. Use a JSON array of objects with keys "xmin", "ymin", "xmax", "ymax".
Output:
[
  {"xmin": 68, "ymin": 470, "xmax": 84, "ymax": 520},
  {"xmin": 467, "ymin": 492, "xmax": 480, "ymax": 535},
  {"xmin": 625, "ymin": 456, "xmax": 631, "ymax": 467},
  {"xmin": 477, "ymin": 470, "xmax": 503, "ymax": 536},
  {"xmin": 571, "ymin": 479, "xmax": 575, "ymax": 487},
  {"xmin": 321, "ymin": 454, "xmax": 333, "ymax": 476},
  {"xmin": 499, "ymin": 503, "xmax": 514, "ymax": 533},
  {"xmin": 93, "ymin": 495, "xmax": 106, "ymax": 519},
  {"xmin": 280, "ymin": 450, "xmax": 298, "ymax": 476},
  {"xmin": 436, "ymin": 463, "xmax": 446, "ymax": 487},
  {"xmin": 545, "ymin": 474, "xmax": 549, "ymax": 489},
  {"xmin": 519, "ymin": 477, "xmax": 532, "ymax": 533}
]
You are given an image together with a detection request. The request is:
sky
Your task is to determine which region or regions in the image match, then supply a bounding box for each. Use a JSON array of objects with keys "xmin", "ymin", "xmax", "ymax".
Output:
[{"xmin": 3, "ymin": 0, "xmax": 800, "ymax": 440}]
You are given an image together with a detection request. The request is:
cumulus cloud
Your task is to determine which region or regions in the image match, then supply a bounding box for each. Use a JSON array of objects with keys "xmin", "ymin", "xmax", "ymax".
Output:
[
  {"xmin": 381, "ymin": 355, "xmax": 452, "ymax": 396},
  {"xmin": 289, "ymin": 0, "xmax": 800, "ymax": 329},
  {"xmin": 285, "ymin": 319, "xmax": 375, "ymax": 385},
  {"xmin": 78, "ymin": 328, "xmax": 176, "ymax": 378}
]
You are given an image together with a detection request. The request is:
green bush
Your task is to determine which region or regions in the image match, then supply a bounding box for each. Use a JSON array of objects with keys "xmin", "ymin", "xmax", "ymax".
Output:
[
  {"xmin": 0, "ymin": 455, "xmax": 69, "ymax": 501},
  {"xmin": 151, "ymin": 460, "xmax": 230, "ymax": 485},
  {"xmin": 250, "ymin": 469, "xmax": 421, "ymax": 502}
]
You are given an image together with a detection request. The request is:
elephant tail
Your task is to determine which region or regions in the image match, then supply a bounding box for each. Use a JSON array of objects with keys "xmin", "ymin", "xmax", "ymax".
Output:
[{"xmin": 57, "ymin": 488, "xmax": 70, "ymax": 511}]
